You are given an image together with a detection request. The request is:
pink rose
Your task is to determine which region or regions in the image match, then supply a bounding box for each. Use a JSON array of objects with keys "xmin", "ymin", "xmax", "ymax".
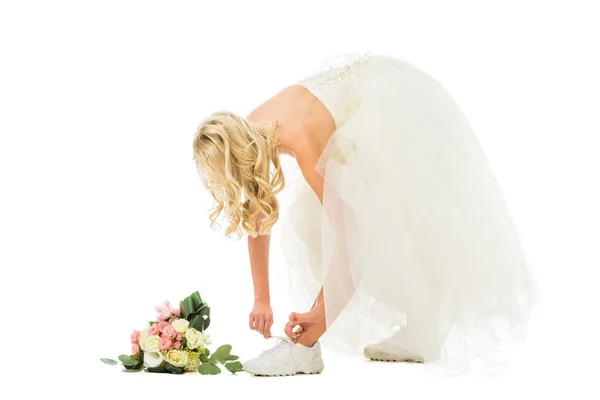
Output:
[
  {"xmin": 132, "ymin": 343, "xmax": 140, "ymax": 356},
  {"xmin": 175, "ymin": 333, "xmax": 183, "ymax": 341},
  {"xmin": 158, "ymin": 321, "xmax": 169, "ymax": 332},
  {"xmin": 148, "ymin": 323, "xmax": 160, "ymax": 336},
  {"xmin": 174, "ymin": 341, "xmax": 182, "ymax": 350},
  {"xmin": 159, "ymin": 337, "xmax": 173, "ymax": 351},
  {"xmin": 155, "ymin": 301, "xmax": 178, "ymax": 320},
  {"xmin": 162, "ymin": 325, "xmax": 177, "ymax": 339},
  {"xmin": 131, "ymin": 330, "xmax": 140, "ymax": 344}
]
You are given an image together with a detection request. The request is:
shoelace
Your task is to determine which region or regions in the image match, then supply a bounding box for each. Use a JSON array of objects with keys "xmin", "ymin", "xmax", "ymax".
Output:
[{"xmin": 260, "ymin": 336, "xmax": 293, "ymax": 357}]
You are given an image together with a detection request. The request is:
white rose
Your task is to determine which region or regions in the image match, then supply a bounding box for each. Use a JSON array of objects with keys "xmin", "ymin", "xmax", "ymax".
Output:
[
  {"xmin": 144, "ymin": 335, "xmax": 161, "ymax": 352},
  {"xmin": 185, "ymin": 327, "xmax": 203, "ymax": 349},
  {"xmin": 139, "ymin": 329, "xmax": 149, "ymax": 351},
  {"xmin": 172, "ymin": 319, "xmax": 190, "ymax": 333},
  {"xmin": 165, "ymin": 350, "xmax": 189, "ymax": 368},
  {"xmin": 184, "ymin": 352, "xmax": 201, "ymax": 372},
  {"xmin": 143, "ymin": 351, "xmax": 164, "ymax": 368}
]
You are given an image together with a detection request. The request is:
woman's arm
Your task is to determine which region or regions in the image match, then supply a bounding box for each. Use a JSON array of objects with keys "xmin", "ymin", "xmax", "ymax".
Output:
[
  {"xmin": 285, "ymin": 150, "xmax": 356, "ymax": 345},
  {"xmin": 247, "ymin": 209, "xmax": 274, "ymax": 338}
]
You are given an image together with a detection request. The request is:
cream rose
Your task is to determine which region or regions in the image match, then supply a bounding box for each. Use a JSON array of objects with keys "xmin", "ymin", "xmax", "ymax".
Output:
[
  {"xmin": 144, "ymin": 335, "xmax": 161, "ymax": 352},
  {"xmin": 184, "ymin": 327, "xmax": 203, "ymax": 349},
  {"xmin": 165, "ymin": 350, "xmax": 188, "ymax": 368},
  {"xmin": 143, "ymin": 351, "xmax": 164, "ymax": 368},
  {"xmin": 172, "ymin": 319, "xmax": 190, "ymax": 333},
  {"xmin": 139, "ymin": 329, "xmax": 149, "ymax": 351}
]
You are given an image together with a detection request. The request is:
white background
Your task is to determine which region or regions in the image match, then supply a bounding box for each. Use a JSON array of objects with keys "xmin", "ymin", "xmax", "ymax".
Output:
[{"xmin": 1, "ymin": 0, "xmax": 598, "ymax": 398}]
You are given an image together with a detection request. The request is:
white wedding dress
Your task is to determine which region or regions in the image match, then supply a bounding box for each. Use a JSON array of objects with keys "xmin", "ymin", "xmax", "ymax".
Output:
[{"xmin": 278, "ymin": 51, "xmax": 538, "ymax": 376}]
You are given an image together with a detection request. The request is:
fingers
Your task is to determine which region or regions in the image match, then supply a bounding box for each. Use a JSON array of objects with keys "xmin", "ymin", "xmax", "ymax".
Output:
[
  {"xmin": 289, "ymin": 311, "xmax": 314, "ymax": 327},
  {"xmin": 249, "ymin": 312, "xmax": 273, "ymax": 338},
  {"xmin": 289, "ymin": 312, "xmax": 301, "ymax": 327},
  {"xmin": 258, "ymin": 318, "xmax": 266, "ymax": 338},
  {"xmin": 294, "ymin": 331, "xmax": 305, "ymax": 345},
  {"xmin": 264, "ymin": 315, "xmax": 273, "ymax": 338},
  {"xmin": 284, "ymin": 322, "xmax": 294, "ymax": 341}
]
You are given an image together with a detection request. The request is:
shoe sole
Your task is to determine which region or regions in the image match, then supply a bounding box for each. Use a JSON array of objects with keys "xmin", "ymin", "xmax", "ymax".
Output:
[
  {"xmin": 243, "ymin": 367, "xmax": 324, "ymax": 377},
  {"xmin": 363, "ymin": 347, "xmax": 424, "ymax": 363}
]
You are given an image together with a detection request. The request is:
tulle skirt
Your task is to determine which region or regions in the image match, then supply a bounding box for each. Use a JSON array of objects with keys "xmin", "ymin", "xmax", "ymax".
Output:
[{"xmin": 278, "ymin": 53, "xmax": 538, "ymax": 376}]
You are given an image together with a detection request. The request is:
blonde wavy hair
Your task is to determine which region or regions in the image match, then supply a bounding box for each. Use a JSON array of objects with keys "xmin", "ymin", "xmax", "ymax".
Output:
[{"xmin": 193, "ymin": 110, "xmax": 285, "ymax": 239}]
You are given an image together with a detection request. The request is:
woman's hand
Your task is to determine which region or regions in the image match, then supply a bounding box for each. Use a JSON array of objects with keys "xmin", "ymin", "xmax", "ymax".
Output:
[
  {"xmin": 284, "ymin": 304, "xmax": 326, "ymax": 347},
  {"xmin": 249, "ymin": 301, "xmax": 273, "ymax": 339}
]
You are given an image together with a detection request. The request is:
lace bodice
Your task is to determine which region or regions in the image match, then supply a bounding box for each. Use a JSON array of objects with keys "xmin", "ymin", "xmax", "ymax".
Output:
[{"xmin": 295, "ymin": 51, "xmax": 373, "ymax": 129}]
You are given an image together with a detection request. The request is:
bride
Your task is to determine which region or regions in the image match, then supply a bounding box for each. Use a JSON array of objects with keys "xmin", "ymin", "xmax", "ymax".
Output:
[{"xmin": 192, "ymin": 51, "xmax": 538, "ymax": 377}]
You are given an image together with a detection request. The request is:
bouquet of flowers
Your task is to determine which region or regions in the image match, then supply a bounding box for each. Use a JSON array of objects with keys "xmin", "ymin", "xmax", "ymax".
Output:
[{"xmin": 101, "ymin": 291, "xmax": 243, "ymax": 374}]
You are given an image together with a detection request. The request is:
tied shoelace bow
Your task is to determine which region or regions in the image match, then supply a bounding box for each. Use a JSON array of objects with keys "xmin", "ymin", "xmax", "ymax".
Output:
[{"xmin": 260, "ymin": 336, "xmax": 293, "ymax": 357}]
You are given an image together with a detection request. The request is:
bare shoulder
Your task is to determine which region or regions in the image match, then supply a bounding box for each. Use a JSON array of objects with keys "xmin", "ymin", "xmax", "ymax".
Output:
[{"xmin": 247, "ymin": 85, "xmax": 316, "ymax": 146}]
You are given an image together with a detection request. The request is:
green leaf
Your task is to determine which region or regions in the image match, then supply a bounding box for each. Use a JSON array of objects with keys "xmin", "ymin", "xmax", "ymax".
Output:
[
  {"xmin": 123, "ymin": 365, "xmax": 143, "ymax": 371},
  {"xmin": 181, "ymin": 338, "xmax": 188, "ymax": 349},
  {"xmin": 190, "ymin": 291, "xmax": 203, "ymax": 307},
  {"xmin": 215, "ymin": 345, "xmax": 232, "ymax": 356},
  {"xmin": 208, "ymin": 354, "xmax": 219, "ymax": 365},
  {"xmin": 197, "ymin": 363, "xmax": 221, "ymax": 375},
  {"xmin": 199, "ymin": 353, "xmax": 209, "ymax": 363},
  {"xmin": 199, "ymin": 306, "xmax": 211, "ymax": 331},
  {"xmin": 225, "ymin": 361, "xmax": 244, "ymax": 373},
  {"xmin": 188, "ymin": 314, "xmax": 205, "ymax": 331},
  {"xmin": 210, "ymin": 345, "xmax": 238, "ymax": 365},
  {"xmin": 179, "ymin": 291, "xmax": 204, "ymax": 319},
  {"xmin": 149, "ymin": 321, "xmax": 156, "ymax": 326},
  {"xmin": 123, "ymin": 368, "xmax": 143, "ymax": 372},
  {"xmin": 164, "ymin": 363, "xmax": 185, "ymax": 374},
  {"xmin": 123, "ymin": 356, "xmax": 144, "ymax": 370},
  {"xmin": 146, "ymin": 366, "xmax": 168, "ymax": 373},
  {"xmin": 203, "ymin": 347, "xmax": 210, "ymax": 355},
  {"xmin": 118, "ymin": 354, "xmax": 138, "ymax": 367},
  {"xmin": 100, "ymin": 358, "xmax": 118, "ymax": 366}
]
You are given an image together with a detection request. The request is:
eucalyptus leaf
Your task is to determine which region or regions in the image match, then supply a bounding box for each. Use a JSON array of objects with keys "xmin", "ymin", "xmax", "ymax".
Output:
[
  {"xmin": 203, "ymin": 347, "xmax": 210, "ymax": 355},
  {"xmin": 222, "ymin": 355, "xmax": 239, "ymax": 361},
  {"xmin": 199, "ymin": 353, "xmax": 209, "ymax": 363},
  {"xmin": 123, "ymin": 358, "xmax": 144, "ymax": 370},
  {"xmin": 197, "ymin": 363, "xmax": 221, "ymax": 375},
  {"xmin": 215, "ymin": 345, "xmax": 232, "ymax": 356},
  {"xmin": 118, "ymin": 354, "xmax": 138, "ymax": 367},
  {"xmin": 100, "ymin": 358, "xmax": 118, "ymax": 366},
  {"xmin": 225, "ymin": 361, "xmax": 244, "ymax": 373}
]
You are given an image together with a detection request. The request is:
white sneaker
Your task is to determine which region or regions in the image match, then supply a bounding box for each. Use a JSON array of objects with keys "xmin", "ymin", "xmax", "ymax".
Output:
[
  {"xmin": 363, "ymin": 323, "xmax": 425, "ymax": 363},
  {"xmin": 243, "ymin": 336, "xmax": 325, "ymax": 376}
]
